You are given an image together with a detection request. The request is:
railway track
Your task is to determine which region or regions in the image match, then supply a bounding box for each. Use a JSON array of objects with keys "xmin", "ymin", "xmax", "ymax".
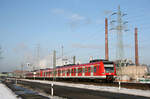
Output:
[
  {"xmin": 25, "ymin": 78, "xmax": 150, "ymax": 90},
  {"xmin": 59, "ymin": 80, "xmax": 150, "ymax": 90},
  {"xmin": 4, "ymin": 78, "xmax": 150, "ymax": 99},
  {"xmin": 13, "ymin": 80, "xmax": 150, "ymax": 99}
]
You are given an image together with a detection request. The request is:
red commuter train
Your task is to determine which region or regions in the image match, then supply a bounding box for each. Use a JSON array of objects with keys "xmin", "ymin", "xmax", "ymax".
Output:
[{"xmin": 25, "ymin": 59, "xmax": 117, "ymax": 82}]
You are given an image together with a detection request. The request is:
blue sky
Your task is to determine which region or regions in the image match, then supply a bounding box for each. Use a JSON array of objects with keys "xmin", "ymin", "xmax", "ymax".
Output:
[{"xmin": 0, "ymin": 0, "xmax": 150, "ymax": 72}]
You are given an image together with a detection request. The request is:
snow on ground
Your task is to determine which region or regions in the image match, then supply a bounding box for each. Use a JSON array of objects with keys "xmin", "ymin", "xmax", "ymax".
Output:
[
  {"xmin": 0, "ymin": 83, "xmax": 17, "ymax": 99},
  {"xmin": 22, "ymin": 79, "xmax": 150, "ymax": 98}
]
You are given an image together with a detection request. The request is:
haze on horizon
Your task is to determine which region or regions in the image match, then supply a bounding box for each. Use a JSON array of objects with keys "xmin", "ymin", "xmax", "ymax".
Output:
[{"xmin": 0, "ymin": 0, "xmax": 150, "ymax": 72}]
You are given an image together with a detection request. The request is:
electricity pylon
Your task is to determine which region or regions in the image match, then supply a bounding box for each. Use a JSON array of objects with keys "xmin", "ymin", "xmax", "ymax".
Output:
[{"xmin": 110, "ymin": 5, "xmax": 128, "ymax": 61}]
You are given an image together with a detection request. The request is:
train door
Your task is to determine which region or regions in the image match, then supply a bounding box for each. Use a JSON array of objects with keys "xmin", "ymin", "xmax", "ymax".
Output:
[
  {"xmin": 93, "ymin": 65, "xmax": 97, "ymax": 76},
  {"xmin": 67, "ymin": 69, "xmax": 69, "ymax": 76},
  {"xmin": 70, "ymin": 68, "xmax": 72, "ymax": 76},
  {"xmin": 62, "ymin": 70, "xmax": 64, "ymax": 77},
  {"xmin": 49, "ymin": 71, "xmax": 51, "ymax": 77},
  {"xmin": 48, "ymin": 70, "xmax": 50, "ymax": 77},
  {"xmin": 60, "ymin": 69, "xmax": 62, "ymax": 77},
  {"xmin": 74, "ymin": 68, "xmax": 76, "ymax": 76},
  {"xmin": 97, "ymin": 64, "xmax": 101, "ymax": 75},
  {"xmin": 43, "ymin": 71, "xmax": 45, "ymax": 77},
  {"xmin": 45, "ymin": 71, "xmax": 47, "ymax": 78},
  {"xmin": 71, "ymin": 68, "xmax": 73, "ymax": 76},
  {"xmin": 78, "ymin": 68, "xmax": 82, "ymax": 76},
  {"xmin": 82, "ymin": 67, "xmax": 85, "ymax": 76},
  {"xmin": 58, "ymin": 70, "xmax": 60, "ymax": 77},
  {"xmin": 65, "ymin": 69, "xmax": 67, "ymax": 77},
  {"xmin": 76, "ymin": 67, "xmax": 78, "ymax": 76},
  {"xmin": 85, "ymin": 67, "xmax": 87, "ymax": 76},
  {"xmin": 85, "ymin": 66, "xmax": 91, "ymax": 76},
  {"xmin": 72, "ymin": 68, "xmax": 76, "ymax": 76},
  {"xmin": 91, "ymin": 65, "xmax": 94, "ymax": 76},
  {"xmin": 64, "ymin": 69, "xmax": 66, "ymax": 77},
  {"xmin": 40, "ymin": 70, "xmax": 43, "ymax": 77}
]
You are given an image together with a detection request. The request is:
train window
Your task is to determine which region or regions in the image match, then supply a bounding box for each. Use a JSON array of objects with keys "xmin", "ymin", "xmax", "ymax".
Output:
[
  {"xmin": 74, "ymin": 69, "xmax": 76, "ymax": 73},
  {"xmin": 104, "ymin": 66, "xmax": 114, "ymax": 73},
  {"xmin": 78, "ymin": 68, "xmax": 82, "ymax": 73},
  {"xmin": 67, "ymin": 69, "xmax": 69, "ymax": 73},
  {"xmin": 70, "ymin": 69, "xmax": 71, "ymax": 74},
  {"xmin": 76, "ymin": 68, "xmax": 78, "ymax": 73},
  {"xmin": 58, "ymin": 70, "xmax": 61, "ymax": 74},
  {"xmin": 83, "ymin": 68, "xmax": 85, "ymax": 73},
  {"xmin": 65, "ymin": 70, "xmax": 66, "ymax": 74},
  {"xmin": 67, "ymin": 69, "xmax": 70, "ymax": 74},
  {"xmin": 88, "ymin": 67, "xmax": 90, "ymax": 73},
  {"xmin": 71, "ymin": 69, "xmax": 74, "ymax": 73},
  {"xmin": 85, "ymin": 68, "xmax": 87, "ymax": 73},
  {"xmin": 65, "ymin": 70, "xmax": 68, "ymax": 74},
  {"xmin": 91, "ymin": 67, "xmax": 93, "ymax": 72},
  {"xmin": 94, "ymin": 67, "xmax": 97, "ymax": 73}
]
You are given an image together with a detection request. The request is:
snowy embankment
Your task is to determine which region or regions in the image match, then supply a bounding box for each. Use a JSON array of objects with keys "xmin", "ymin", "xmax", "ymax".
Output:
[
  {"xmin": 21, "ymin": 79, "xmax": 150, "ymax": 98},
  {"xmin": 0, "ymin": 83, "xmax": 17, "ymax": 99}
]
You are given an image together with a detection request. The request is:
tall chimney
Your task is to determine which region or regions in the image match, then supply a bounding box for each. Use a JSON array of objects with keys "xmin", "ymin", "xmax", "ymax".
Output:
[
  {"xmin": 135, "ymin": 27, "xmax": 139, "ymax": 66},
  {"xmin": 73, "ymin": 56, "xmax": 76, "ymax": 64},
  {"xmin": 105, "ymin": 18, "xmax": 109, "ymax": 60}
]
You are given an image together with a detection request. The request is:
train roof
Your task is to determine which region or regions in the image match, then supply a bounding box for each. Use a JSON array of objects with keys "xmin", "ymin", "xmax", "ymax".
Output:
[
  {"xmin": 56, "ymin": 59, "xmax": 114, "ymax": 69},
  {"xmin": 89, "ymin": 59, "xmax": 108, "ymax": 63},
  {"xmin": 37, "ymin": 59, "xmax": 114, "ymax": 71}
]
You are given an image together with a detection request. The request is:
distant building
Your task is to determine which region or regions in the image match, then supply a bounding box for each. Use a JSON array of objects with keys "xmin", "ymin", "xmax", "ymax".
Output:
[
  {"xmin": 115, "ymin": 59, "xmax": 134, "ymax": 67},
  {"xmin": 12, "ymin": 70, "xmax": 28, "ymax": 78},
  {"xmin": 0, "ymin": 73, "xmax": 8, "ymax": 77},
  {"xmin": 117, "ymin": 65, "xmax": 148, "ymax": 82},
  {"xmin": 0, "ymin": 72, "xmax": 9, "ymax": 79},
  {"xmin": 147, "ymin": 65, "xmax": 150, "ymax": 75}
]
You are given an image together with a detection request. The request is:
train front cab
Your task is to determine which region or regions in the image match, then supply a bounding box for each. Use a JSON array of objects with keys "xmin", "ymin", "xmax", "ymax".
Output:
[{"xmin": 102, "ymin": 61, "xmax": 116, "ymax": 82}]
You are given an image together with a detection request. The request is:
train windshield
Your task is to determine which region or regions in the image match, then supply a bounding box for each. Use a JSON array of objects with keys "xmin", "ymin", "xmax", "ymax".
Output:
[{"xmin": 104, "ymin": 64, "xmax": 114, "ymax": 73}]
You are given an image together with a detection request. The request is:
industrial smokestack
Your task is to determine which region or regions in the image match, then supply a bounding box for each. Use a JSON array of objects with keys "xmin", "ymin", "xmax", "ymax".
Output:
[
  {"xmin": 53, "ymin": 50, "xmax": 56, "ymax": 69},
  {"xmin": 73, "ymin": 56, "xmax": 76, "ymax": 64},
  {"xmin": 135, "ymin": 27, "xmax": 139, "ymax": 66},
  {"xmin": 105, "ymin": 18, "xmax": 109, "ymax": 60}
]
